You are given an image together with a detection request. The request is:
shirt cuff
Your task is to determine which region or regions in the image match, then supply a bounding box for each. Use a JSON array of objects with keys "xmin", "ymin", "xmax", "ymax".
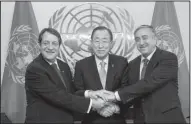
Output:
[
  {"xmin": 84, "ymin": 90, "xmax": 90, "ymax": 98},
  {"xmin": 115, "ymin": 91, "xmax": 121, "ymax": 101},
  {"xmin": 87, "ymin": 99, "xmax": 92, "ymax": 113},
  {"xmin": 130, "ymin": 105, "xmax": 134, "ymax": 108}
]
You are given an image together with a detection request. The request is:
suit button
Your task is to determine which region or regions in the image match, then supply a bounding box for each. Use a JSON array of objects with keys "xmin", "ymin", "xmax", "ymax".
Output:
[{"xmin": 142, "ymin": 99, "xmax": 144, "ymax": 102}]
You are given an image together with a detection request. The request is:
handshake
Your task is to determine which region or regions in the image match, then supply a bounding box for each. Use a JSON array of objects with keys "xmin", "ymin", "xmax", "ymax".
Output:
[{"xmin": 87, "ymin": 90, "xmax": 119, "ymax": 117}]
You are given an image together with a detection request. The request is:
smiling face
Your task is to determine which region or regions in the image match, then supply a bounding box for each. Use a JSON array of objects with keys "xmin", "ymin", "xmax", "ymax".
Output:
[
  {"xmin": 134, "ymin": 27, "xmax": 157, "ymax": 57},
  {"xmin": 40, "ymin": 31, "xmax": 60, "ymax": 63},
  {"xmin": 91, "ymin": 29, "xmax": 112, "ymax": 60}
]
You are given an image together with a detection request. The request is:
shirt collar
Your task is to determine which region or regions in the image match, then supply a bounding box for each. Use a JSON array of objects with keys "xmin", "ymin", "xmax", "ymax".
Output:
[
  {"xmin": 45, "ymin": 59, "xmax": 58, "ymax": 66},
  {"xmin": 141, "ymin": 47, "xmax": 156, "ymax": 62},
  {"xmin": 95, "ymin": 55, "xmax": 109, "ymax": 66}
]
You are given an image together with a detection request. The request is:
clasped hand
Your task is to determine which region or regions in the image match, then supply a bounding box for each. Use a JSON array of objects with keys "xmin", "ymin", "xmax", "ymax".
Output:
[
  {"xmin": 90, "ymin": 90, "xmax": 120, "ymax": 117},
  {"xmin": 88, "ymin": 89, "xmax": 116, "ymax": 102}
]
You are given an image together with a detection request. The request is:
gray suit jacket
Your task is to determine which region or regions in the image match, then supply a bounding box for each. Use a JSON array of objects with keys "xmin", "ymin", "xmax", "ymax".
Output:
[
  {"xmin": 25, "ymin": 54, "xmax": 90, "ymax": 123},
  {"xmin": 118, "ymin": 48, "xmax": 186, "ymax": 123}
]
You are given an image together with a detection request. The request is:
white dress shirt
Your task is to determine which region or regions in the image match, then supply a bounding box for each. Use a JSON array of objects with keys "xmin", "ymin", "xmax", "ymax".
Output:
[
  {"xmin": 45, "ymin": 59, "xmax": 60, "ymax": 69},
  {"xmin": 95, "ymin": 55, "xmax": 109, "ymax": 75},
  {"xmin": 84, "ymin": 56, "xmax": 109, "ymax": 112},
  {"xmin": 84, "ymin": 55, "xmax": 109, "ymax": 97},
  {"xmin": 139, "ymin": 47, "xmax": 156, "ymax": 79}
]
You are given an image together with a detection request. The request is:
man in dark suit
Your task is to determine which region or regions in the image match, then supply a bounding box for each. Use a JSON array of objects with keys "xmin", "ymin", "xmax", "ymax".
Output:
[
  {"xmin": 74, "ymin": 26, "xmax": 128, "ymax": 124},
  {"xmin": 101, "ymin": 25, "xmax": 186, "ymax": 124},
  {"xmin": 25, "ymin": 28, "xmax": 106, "ymax": 123}
]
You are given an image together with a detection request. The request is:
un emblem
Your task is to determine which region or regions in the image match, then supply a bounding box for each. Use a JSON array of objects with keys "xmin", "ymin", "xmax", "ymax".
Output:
[
  {"xmin": 49, "ymin": 3, "xmax": 135, "ymax": 74},
  {"xmin": 155, "ymin": 25, "xmax": 184, "ymax": 66},
  {"xmin": 6, "ymin": 25, "xmax": 40, "ymax": 84}
]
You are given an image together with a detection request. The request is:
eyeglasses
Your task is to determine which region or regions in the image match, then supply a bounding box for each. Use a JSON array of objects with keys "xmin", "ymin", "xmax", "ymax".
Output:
[{"xmin": 92, "ymin": 40, "xmax": 110, "ymax": 46}]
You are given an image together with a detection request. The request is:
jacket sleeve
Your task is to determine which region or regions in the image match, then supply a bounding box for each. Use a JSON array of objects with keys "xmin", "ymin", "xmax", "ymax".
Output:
[
  {"xmin": 118, "ymin": 53, "xmax": 178, "ymax": 104},
  {"xmin": 25, "ymin": 64, "xmax": 90, "ymax": 113},
  {"xmin": 73, "ymin": 62, "xmax": 86, "ymax": 96},
  {"xmin": 64, "ymin": 63, "xmax": 75, "ymax": 93}
]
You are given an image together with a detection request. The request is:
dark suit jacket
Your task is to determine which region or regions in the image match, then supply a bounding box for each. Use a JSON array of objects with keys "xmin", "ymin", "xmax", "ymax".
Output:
[
  {"xmin": 118, "ymin": 48, "xmax": 186, "ymax": 123},
  {"xmin": 25, "ymin": 54, "xmax": 90, "ymax": 123},
  {"xmin": 74, "ymin": 54, "xmax": 128, "ymax": 124}
]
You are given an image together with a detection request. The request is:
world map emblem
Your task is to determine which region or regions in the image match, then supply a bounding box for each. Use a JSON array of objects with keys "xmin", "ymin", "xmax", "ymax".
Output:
[
  {"xmin": 49, "ymin": 3, "xmax": 136, "ymax": 74},
  {"xmin": 155, "ymin": 25, "xmax": 184, "ymax": 66},
  {"xmin": 6, "ymin": 25, "xmax": 40, "ymax": 84}
]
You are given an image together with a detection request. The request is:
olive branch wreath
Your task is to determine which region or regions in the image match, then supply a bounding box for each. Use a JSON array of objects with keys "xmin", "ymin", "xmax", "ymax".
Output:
[
  {"xmin": 118, "ymin": 7, "xmax": 135, "ymax": 60},
  {"xmin": 155, "ymin": 25, "xmax": 184, "ymax": 66},
  {"xmin": 7, "ymin": 25, "xmax": 33, "ymax": 85}
]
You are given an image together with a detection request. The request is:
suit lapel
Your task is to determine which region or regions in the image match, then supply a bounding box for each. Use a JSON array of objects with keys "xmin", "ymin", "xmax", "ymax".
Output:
[
  {"xmin": 57, "ymin": 60, "xmax": 69, "ymax": 89},
  {"xmin": 38, "ymin": 54, "xmax": 66, "ymax": 89},
  {"xmin": 145, "ymin": 48, "xmax": 161, "ymax": 78},
  {"xmin": 90, "ymin": 56, "xmax": 103, "ymax": 89},
  {"xmin": 105, "ymin": 55, "xmax": 115, "ymax": 90}
]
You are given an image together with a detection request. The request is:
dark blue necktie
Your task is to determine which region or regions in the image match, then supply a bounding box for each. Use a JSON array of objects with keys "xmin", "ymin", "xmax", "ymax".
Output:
[
  {"xmin": 140, "ymin": 59, "xmax": 149, "ymax": 79},
  {"xmin": 51, "ymin": 63, "xmax": 67, "ymax": 89}
]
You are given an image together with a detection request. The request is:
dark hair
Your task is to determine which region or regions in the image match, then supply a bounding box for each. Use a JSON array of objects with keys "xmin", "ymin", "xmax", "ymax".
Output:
[
  {"xmin": 38, "ymin": 28, "xmax": 62, "ymax": 45},
  {"xmin": 134, "ymin": 25, "xmax": 156, "ymax": 36},
  {"xmin": 91, "ymin": 26, "xmax": 113, "ymax": 41}
]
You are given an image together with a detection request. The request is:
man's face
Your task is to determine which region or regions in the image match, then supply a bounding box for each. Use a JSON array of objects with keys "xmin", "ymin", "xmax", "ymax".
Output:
[
  {"xmin": 91, "ymin": 30, "xmax": 112, "ymax": 60},
  {"xmin": 40, "ymin": 32, "xmax": 60, "ymax": 63},
  {"xmin": 134, "ymin": 28, "xmax": 157, "ymax": 57}
]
